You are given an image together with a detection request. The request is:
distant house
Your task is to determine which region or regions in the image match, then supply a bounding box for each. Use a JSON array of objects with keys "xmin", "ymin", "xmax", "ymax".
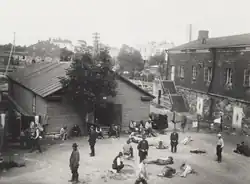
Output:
[{"xmin": 7, "ymin": 62, "xmax": 154, "ymax": 136}]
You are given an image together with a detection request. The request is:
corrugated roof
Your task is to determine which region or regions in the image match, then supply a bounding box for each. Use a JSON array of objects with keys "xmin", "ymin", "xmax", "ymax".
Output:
[
  {"xmin": 8, "ymin": 62, "xmax": 155, "ymax": 99},
  {"xmin": 8, "ymin": 62, "xmax": 70, "ymax": 97},
  {"xmin": 169, "ymin": 33, "xmax": 250, "ymax": 51}
]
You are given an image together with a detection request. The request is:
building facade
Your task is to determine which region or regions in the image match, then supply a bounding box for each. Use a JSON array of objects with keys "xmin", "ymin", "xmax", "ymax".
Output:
[{"xmin": 167, "ymin": 31, "xmax": 250, "ymax": 129}]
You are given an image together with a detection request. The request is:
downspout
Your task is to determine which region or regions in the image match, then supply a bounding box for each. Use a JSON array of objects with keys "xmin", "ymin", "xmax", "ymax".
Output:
[{"xmin": 165, "ymin": 50, "xmax": 170, "ymax": 80}]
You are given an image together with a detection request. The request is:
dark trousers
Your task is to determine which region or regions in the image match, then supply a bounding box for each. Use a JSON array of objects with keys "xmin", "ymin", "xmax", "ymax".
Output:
[
  {"xmin": 90, "ymin": 143, "xmax": 95, "ymax": 156},
  {"xmin": 216, "ymin": 145, "xmax": 222, "ymax": 162},
  {"xmin": 139, "ymin": 151, "xmax": 147, "ymax": 163},
  {"xmin": 171, "ymin": 141, "xmax": 177, "ymax": 153},
  {"xmin": 71, "ymin": 166, "xmax": 79, "ymax": 181},
  {"xmin": 113, "ymin": 164, "xmax": 124, "ymax": 173},
  {"xmin": 31, "ymin": 138, "xmax": 42, "ymax": 153},
  {"xmin": 135, "ymin": 178, "xmax": 148, "ymax": 184}
]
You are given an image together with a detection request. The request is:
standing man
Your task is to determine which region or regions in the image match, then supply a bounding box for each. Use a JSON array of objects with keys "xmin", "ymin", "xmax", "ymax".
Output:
[
  {"xmin": 88, "ymin": 126, "xmax": 97, "ymax": 157},
  {"xmin": 30, "ymin": 124, "xmax": 42, "ymax": 153},
  {"xmin": 137, "ymin": 134, "xmax": 149, "ymax": 163},
  {"xmin": 69, "ymin": 143, "xmax": 80, "ymax": 183},
  {"xmin": 135, "ymin": 159, "xmax": 148, "ymax": 184},
  {"xmin": 216, "ymin": 134, "xmax": 224, "ymax": 163},
  {"xmin": 170, "ymin": 131, "xmax": 179, "ymax": 153}
]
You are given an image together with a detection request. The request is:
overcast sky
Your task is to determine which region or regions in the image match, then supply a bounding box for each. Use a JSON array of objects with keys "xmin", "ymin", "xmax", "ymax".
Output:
[{"xmin": 0, "ymin": 0, "xmax": 250, "ymax": 48}]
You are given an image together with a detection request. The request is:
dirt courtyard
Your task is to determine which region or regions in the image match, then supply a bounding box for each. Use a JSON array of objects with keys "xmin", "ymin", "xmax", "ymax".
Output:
[{"xmin": 1, "ymin": 131, "xmax": 250, "ymax": 184}]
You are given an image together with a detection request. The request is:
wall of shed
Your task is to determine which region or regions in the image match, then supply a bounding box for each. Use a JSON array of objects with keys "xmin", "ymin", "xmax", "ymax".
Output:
[
  {"xmin": 109, "ymin": 79, "xmax": 151, "ymax": 130},
  {"xmin": 46, "ymin": 98, "xmax": 84, "ymax": 133},
  {"xmin": 11, "ymin": 82, "xmax": 34, "ymax": 114},
  {"xmin": 35, "ymin": 96, "xmax": 47, "ymax": 124}
]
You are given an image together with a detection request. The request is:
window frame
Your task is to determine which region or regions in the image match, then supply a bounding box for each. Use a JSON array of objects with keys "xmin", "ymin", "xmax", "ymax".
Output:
[
  {"xmin": 225, "ymin": 68, "xmax": 233, "ymax": 85},
  {"xmin": 243, "ymin": 69, "xmax": 250, "ymax": 87},
  {"xmin": 192, "ymin": 66, "xmax": 197, "ymax": 80},
  {"xmin": 204, "ymin": 67, "xmax": 212, "ymax": 83},
  {"xmin": 178, "ymin": 66, "xmax": 184, "ymax": 79}
]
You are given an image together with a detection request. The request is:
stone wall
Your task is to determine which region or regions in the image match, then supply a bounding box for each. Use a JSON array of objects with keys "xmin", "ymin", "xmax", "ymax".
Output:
[{"xmin": 176, "ymin": 86, "xmax": 250, "ymax": 131}]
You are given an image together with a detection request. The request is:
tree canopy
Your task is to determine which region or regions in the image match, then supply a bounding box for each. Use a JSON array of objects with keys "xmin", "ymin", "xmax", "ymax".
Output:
[
  {"xmin": 60, "ymin": 49, "xmax": 117, "ymax": 112},
  {"xmin": 148, "ymin": 52, "xmax": 166, "ymax": 66},
  {"xmin": 117, "ymin": 44, "xmax": 144, "ymax": 72}
]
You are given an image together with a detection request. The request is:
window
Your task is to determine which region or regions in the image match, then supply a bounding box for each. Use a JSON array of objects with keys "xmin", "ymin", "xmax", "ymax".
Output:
[
  {"xmin": 32, "ymin": 95, "xmax": 36, "ymax": 114},
  {"xmin": 225, "ymin": 68, "xmax": 233, "ymax": 85},
  {"xmin": 243, "ymin": 69, "xmax": 250, "ymax": 87},
  {"xmin": 204, "ymin": 67, "xmax": 212, "ymax": 82},
  {"xmin": 192, "ymin": 66, "xmax": 197, "ymax": 80},
  {"xmin": 178, "ymin": 66, "xmax": 184, "ymax": 78}
]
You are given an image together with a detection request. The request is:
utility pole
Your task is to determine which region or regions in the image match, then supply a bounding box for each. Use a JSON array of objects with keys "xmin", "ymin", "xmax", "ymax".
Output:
[
  {"xmin": 92, "ymin": 32, "xmax": 100, "ymax": 57},
  {"xmin": 5, "ymin": 32, "xmax": 15, "ymax": 76}
]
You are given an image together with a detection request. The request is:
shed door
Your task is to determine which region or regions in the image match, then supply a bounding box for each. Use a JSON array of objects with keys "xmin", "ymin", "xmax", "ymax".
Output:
[
  {"xmin": 171, "ymin": 66, "xmax": 175, "ymax": 81},
  {"xmin": 113, "ymin": 104, "xmax": 122, "ymax": 126}
]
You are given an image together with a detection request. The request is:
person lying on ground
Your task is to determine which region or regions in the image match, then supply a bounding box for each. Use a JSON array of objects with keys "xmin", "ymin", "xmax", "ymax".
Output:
[
  {"xmin": 190, "ymin": 149, "xmax": 207, "ymax": 154},
  {"xmin": 181, "ymin": 136, "xmax": 193, "ymax": 145},
  {"xmin": 157, "ymin": 166, "xmax": 176, "ymax": 178},
  {"xmin": 129, "ymin": 132, "xmax": 142, "ymax": 143},
  {"xmin": 123, "ymin": 139, "xmax": 134, "ymax": 159},
  {"xmin": 147, "ymin": 156, "xmax": 174, "ymax": 165},
  {"xmin": 112, "ymin": 152, "xmax": 124, "ymax": 173},
  {"xmin": 179, "ymin": 163, "xmax": 197, "ymax": 177},
  {"xmin": 233, "ymin": 141, "xmax": 250, "ymax": 157},
  {"xmin": 156, "ymin": 140, "xmax": 168, "ymax": 149}
]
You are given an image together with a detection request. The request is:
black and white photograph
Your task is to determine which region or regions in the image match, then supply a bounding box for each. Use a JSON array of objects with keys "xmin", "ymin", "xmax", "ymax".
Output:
[{"xmin": 1, "ymin": 0, "xmax": 250, "ymax": 183}]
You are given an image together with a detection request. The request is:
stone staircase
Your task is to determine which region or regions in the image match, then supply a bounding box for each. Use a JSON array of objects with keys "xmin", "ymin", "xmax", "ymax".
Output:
[{"xmin": 160, "ymin": 80, "xmax": 189, "ymax": 112}]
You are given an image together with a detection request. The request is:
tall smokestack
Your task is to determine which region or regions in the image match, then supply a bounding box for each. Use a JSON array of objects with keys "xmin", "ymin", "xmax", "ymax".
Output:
[{"xmin": 189, "ymin": 24, "xmax": 192, "ymax": 42}]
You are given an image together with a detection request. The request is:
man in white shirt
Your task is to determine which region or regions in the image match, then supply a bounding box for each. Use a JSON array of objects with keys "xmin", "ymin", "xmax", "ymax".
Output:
[
  {"xmin": 216, "ymin": 134, "xmax": 224, "ymax": 163},
  {"xmin": 180, "ymin": 163, "xmax": 192, "ymax": 177},
  {"xmin": 30, "ymin": 124, "xmax": 42, "ymax": 153},
  {"xmin": 135, "ymin": 160, "xmax": 148, "ymax": 184},
  {"xmin": 123, "ymin": 139, "xmax": 134, "ymax": 158}
]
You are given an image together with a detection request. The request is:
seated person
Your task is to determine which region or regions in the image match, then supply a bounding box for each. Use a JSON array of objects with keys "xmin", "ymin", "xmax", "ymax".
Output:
[
  {"xmin": 138, "ymin": 121, "xmax": 145, "ymax": 134},
  {"xmin": 60, "ymin": 126, "xmax": 68, "ymax": 140},
  {"xmin": 129, "ymin": 121, "xmax": 136, "ymax": 132},
  {"xmin": 156, "ymin": 141, "xmax": 168, "ymax": 149},
  {"xmin": 71, "ymin": 125, "xmax": 81, "ymax": 137},
  {"xmin": 180, "ymin": 163, "xmax": 195, "ymax": 177},
  {"xmin": 112, "ymin": 152, "xmax": 124, "ymax": 173},
  {"xmin": 234, "ymin": 142, "xmax": 245, "ymax": 154},
  {"xmin": 157, "ymin": 165, "xmax": 176, "ymax": 178},
  {"xmin": 96, "ymin": 126, "xmax": 104, "ymax": 139},
  {"xmin": 123, "ymin": 139, "xmax": 134, "ymax": 158},
  {"xmin": 147, "ymin": 156, "xmax": 174, "ymax": 165},
  {"xmin": 133, "ymin": 121, "xmax": 139, "ymax": 132}
]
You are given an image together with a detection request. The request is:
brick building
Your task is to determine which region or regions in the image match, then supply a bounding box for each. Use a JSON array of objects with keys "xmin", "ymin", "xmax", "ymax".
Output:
[
  {"xmin": 7, "ymin": 62, "xmax": 154, "ymax": 136},
  {"xmin": 167, "ymin": 31, "xmax": 250, "ymax": 128}
]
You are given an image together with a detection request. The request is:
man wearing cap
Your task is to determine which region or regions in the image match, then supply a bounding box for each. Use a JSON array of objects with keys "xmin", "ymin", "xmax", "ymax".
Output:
[
  {"xmin": 69, "ymin": 143, "xmax": 80, "ymax": 182},
  {"xmin": 170, "ymin": 131, "xmax": 179, "ymax": 153},
  {"xmin": 216, "ymin": 134, "xmax": 224, "ymax": 163},
  {"xmin": 88, "ymin": 125, "xmax": 97, "ymax": 157},
  {"xmin": 137, "ymin": 134, "xmax": 149, "ymax": 163}
]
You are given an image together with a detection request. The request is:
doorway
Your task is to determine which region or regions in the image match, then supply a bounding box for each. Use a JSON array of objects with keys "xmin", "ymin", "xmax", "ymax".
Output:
[{"xmin": 95, "ymin": 103, "xmax": 122, "ymax": 126}]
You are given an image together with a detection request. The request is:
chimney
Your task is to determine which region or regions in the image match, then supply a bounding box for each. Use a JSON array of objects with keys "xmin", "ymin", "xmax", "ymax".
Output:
[{"xmin": 198, "ymin": 30, "xmax": 209, "ymax": 44}]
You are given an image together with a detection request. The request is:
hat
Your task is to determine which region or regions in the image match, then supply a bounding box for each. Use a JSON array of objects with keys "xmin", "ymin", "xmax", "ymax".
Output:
[
  {"xmin": 72, "ymin": 143, "xmax": 78, "ymax": 147},
  {"xmin": 217, "ymin": 134, "xmax": 222, "ymax": 137}
]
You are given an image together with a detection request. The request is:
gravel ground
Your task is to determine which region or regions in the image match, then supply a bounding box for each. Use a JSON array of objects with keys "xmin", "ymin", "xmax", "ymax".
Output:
[{"xmin": 0, "ymin": 131, "xmax": 250, "ymax": 184}]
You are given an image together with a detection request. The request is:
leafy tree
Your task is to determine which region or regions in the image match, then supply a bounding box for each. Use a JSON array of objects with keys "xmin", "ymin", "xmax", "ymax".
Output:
[
  {"xmin": 60, "ymin": 48, "xmax": 74, "ymax": 61},
  {"xmin": 60, "ymin": 50, "xmax": 117, "ymax": 114},
  {"xmin": 117, "ymin": 44, "xmax": 144, "ymax": 72},
  {"xmin": 148, "ymin": 52, "xmax": 166, "ymax": 66}
]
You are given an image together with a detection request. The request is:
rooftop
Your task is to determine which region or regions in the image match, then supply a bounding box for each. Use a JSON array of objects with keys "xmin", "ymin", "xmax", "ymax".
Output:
[{"xmin": 169, "ymin": 33, "xmax": 250, "ymax": 51}]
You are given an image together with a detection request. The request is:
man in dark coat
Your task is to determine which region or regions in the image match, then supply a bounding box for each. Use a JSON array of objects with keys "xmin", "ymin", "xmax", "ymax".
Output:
[
  {"xmin": 137, "ymin": 134, "xmax": 149, "ymax": 163},
  {"xmin": 69, "ymin": 143, "xmax": 80, "ymax": 183},
  {"xmin": 170, "ymin": 131, "xmax": 179, "ymax": 153},
  {"xmin": 88, "ymin": 126, "xmax": 97, "ymax": 157}
]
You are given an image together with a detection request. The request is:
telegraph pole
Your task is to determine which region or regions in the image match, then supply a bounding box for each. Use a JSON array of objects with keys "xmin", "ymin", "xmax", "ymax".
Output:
[{"xmin": 92, "ymin": 32, "xmax": 100, "ymax": 57}]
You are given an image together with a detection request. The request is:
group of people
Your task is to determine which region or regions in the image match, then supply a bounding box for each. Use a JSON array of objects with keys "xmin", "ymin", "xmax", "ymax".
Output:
[
  {"xmin": 20, "ymin": 121, "xmax": 43, "ymax": 153},
  {"xmin": 129, "ymin": 118, "xmax": 156, "ymax": 138}
]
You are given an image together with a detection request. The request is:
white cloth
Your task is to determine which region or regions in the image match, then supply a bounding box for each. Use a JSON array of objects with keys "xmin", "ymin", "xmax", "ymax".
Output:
[
  {"xmin": 214, "ymin": 117, "xmax": 221, "ymax": 124},
  {"xmin": 117, "ymin": 157, "xmax": 123, "ymax": 166},
  {"xmin": 138, "ymin": 162, "xmax": 147, "ymax": 179},
  {"xmin": 123, "ymin": 143, "xmax": 132, "ymax": 154},
  {"xmin": 181, "ymin": 164, "xmax": 192, "ymax": 177},
  {"xmin": 35, "ymin": 115, "xmax": 39, "ymax": 124},
  {"xmin": 60, "ymin": 128, "xmax": 65, "ymax": 135}
]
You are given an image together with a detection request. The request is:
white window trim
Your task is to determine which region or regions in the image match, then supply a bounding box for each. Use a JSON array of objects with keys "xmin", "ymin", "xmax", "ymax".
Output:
[
  {"xmin": 204, "ymin": 67, "xmax": 212, "ymax": 83},
  {"xmin": 179, "ymin": 66, "xmax": 184, "ymax": 78},
  {"xmin": 243, "ymin": 69, "xmax": 250, "ymax": 87},
  {"xmin": 32, "ymin": 95, "xmax": 36, "ymax": 114},
  {"xmin": 225, "ymin": 68, "xmax": 233, "ymax": 85},
  {"xmin": 192, "ymin": 66, "xmax": 197, "ymax": 80}
]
